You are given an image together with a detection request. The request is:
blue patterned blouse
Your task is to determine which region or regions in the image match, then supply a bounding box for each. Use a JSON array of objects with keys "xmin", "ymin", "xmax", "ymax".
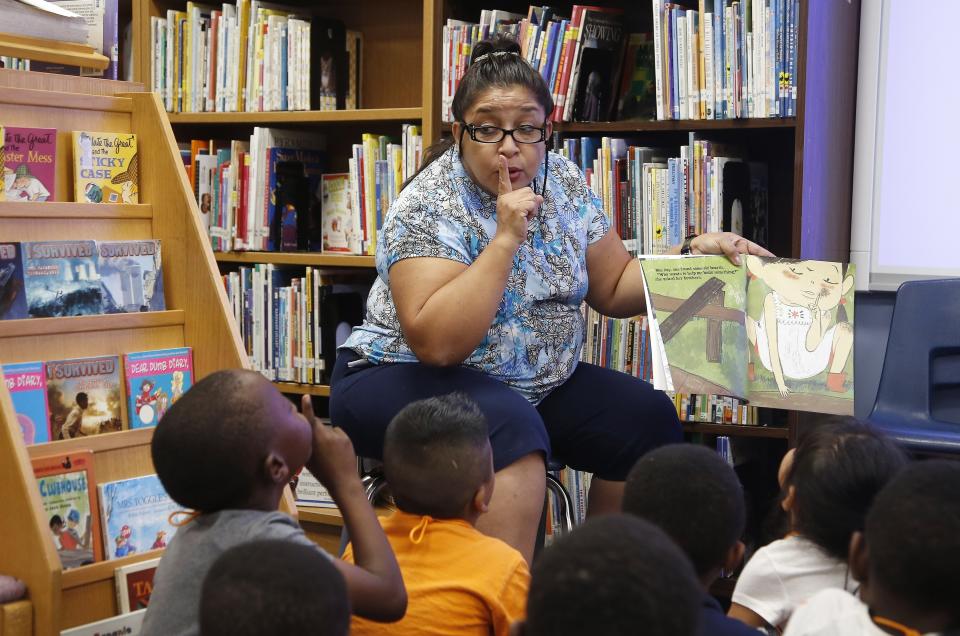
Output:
[{"xmin": 340, "ymin": 146, "xmax": 610, "ymax": 404}]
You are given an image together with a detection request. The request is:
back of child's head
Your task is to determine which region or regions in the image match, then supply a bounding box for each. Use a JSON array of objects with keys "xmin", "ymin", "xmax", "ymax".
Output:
[
  {"xmin": 522, "ymin": 515, "xmax": 702, "ymax": 636},
  {"xmin": 623, "ymin": 443, "xmax": 745, "ymax": 579},
  {"xmin": 152, "ymin": 369, "xmax": 277, "ymax": 511},
  {"xmin": 784, "ymin": 419, "xmax": 907, "ymax": 560},
  {"xmin": 865, "ymin": 460, "xmax": 960, "ymax": 621},
  {"xmin": 383, "ymin": 392, "xmax": 491, "ymax": 519},
  {"xmin": 199, "ymin": 539, "xmax": 349, "ymax": 636}
]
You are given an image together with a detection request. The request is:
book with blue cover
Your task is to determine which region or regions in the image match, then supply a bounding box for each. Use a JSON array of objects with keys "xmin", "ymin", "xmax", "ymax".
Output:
[
  {"xmin": 22, "ymin": 240, "xmax": 101, "ymax": 317},
  {"xmin": 98, "ymin": 474, "xmax": 179, "ymax": 561},
  {"xmin": 1, "ymin": 361, "xmax": 50, "ymax": 445},
  {"xmin": 97, "ymin": 240, "xmax": 165, "ymax": 313},
  {"xmin": 123, "ymin": 347, "xmax": 193, "ymax": 429},
  {"xmin": 0, "ymin": 242, "xmax": 28, "ymax": 320}
]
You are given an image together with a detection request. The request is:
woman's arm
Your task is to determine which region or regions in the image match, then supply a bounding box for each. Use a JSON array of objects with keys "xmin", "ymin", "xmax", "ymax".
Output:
[{"xmin": 585, "ymin": 230, "xmax": 775, "ymax": 318}]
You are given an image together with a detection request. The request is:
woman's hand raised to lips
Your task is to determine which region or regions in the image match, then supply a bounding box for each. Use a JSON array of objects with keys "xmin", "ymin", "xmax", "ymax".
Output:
[{"xmin": 495, "ymin": 154, "xmax": 542, "ymax": 251}]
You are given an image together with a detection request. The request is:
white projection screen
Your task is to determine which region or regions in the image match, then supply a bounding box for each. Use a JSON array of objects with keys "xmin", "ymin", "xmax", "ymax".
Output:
[{"xmin": 850, "ymin": 0, "xmax": 960, "ymax": 291}]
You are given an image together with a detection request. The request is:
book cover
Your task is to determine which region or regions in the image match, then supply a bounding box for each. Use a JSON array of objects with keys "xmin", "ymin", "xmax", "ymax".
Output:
[
  {"xmin": 2, "ymin": 361, "xmax": 50, "ymax": 445},
  {"xmin": 571, "ymin": 8, "xmax": 626, "ymax": 122},
  {"xmin": 31, "ymin": 450, "xmax": 103, "ymax": 569},
  {"xmin": 293, "ymin": 467, "xmax": 335, "ymax": 508},
  {"xmin": 123, "ymin": 347, "xmax": 193, "ymax": 429},
  {"xmin": 46, "ymin": 355, "xmax": 123, "ymax": 439},
  {"xmin": 98, "ymin": 474, "xmax": 179, "ymax": 561},
  {"xmin": 312, "ymin": 17, "xmax": 347, "ymax": 110},
  {"xmin": 266, "ymin": 147, "xmax": 325, "ymax": 251},
  {"xmin": 617, "ymin": 32, "xmax": 657, "ymax": 120},
  {"xmin": 115, "ymin": 556, "xmax": 161, "ymax": 613},
  {"xmin": 73, "ymin": 131, "xmax": 139, "ymax": 204},
  {"xmin": 22, "ymin": 240, "xmax": 102, "ymax": 318},
  {"xmin": 2, "ymin": 127, "xmax": 56, "ymax": 202},
  {"xmin": 97, "ymin": 240, "xmax": 165, "ymax": 313},
  {"xmin": 0, "ymin": 242, "xmax": 28, "ymax": 320},
  {"xmin": 320, "ymin": 173, "xmax": 360, "ymax": 254},
  {"xmin": 640, "ymin": 255, "xmax": 856, "ymax": 415},
  {"xmin": 60, "ymin": 609, "xmax": 146, "ymax": 636}
]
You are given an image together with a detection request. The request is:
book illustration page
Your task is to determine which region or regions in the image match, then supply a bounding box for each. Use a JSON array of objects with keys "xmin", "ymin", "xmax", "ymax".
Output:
[
  {"xmin": 640, "ymin": 256, "xmax": 748, "ymax": 399},
  {"xmin": 745, "ymin": 256, "xmax": 855, "ymax": 414},
  {"xmin": 37, "ymin": 469, "xmax": 96, "ymax": 569}
]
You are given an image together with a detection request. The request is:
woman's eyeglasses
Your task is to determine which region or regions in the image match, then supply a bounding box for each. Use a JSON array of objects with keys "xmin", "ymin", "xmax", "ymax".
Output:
[{"xmin": 464, "ymin": 124, "xmax": 546, "ymax": 144}]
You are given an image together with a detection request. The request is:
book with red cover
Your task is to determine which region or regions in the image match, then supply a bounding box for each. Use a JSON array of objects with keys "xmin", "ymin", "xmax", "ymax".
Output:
[{"xmin": 115, "ymin": 556, "xmax": 161, "ymax": 612}]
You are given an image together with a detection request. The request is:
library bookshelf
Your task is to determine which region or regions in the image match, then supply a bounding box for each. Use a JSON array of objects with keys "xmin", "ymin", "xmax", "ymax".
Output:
[{"xmin": 0, "ymin": 71, "xmax": 247, "ymax": 634}]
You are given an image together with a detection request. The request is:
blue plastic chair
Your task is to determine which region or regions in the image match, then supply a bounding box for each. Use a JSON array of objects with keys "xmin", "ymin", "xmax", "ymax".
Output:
[{"xmin": 867, "ymin": 279, "xmax": 960, "ymax": 453}]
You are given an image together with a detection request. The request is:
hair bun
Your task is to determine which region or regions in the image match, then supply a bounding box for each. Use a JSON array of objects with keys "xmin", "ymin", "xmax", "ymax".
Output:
[{"xmin": 469, "ymin": 36, "xmax": 521, "ymax": 65}]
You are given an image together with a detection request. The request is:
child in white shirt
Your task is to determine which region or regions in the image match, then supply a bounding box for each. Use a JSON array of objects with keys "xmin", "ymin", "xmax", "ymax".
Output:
[{"xmin": 729, "ymin": 421, "xmax": 907, "ymax": 632}]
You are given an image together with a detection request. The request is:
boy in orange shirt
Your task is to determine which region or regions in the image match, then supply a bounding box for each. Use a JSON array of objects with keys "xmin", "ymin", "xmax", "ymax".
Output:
[{"xmin": 345, "ymin": 392, "xmax": 530, "ymax": 636}]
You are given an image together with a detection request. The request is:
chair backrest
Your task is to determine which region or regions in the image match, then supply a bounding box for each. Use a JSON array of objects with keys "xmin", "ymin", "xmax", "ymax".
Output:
[{"xmin": 871, "ymin": 279, "xmax": 960, "ymax": 427}]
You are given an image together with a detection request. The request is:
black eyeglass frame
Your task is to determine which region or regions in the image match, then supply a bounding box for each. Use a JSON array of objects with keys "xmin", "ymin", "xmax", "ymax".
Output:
[
  {"xmin": 456, "ymin": 122, "xmax": 551, "ymax": 198},
  {"xmin": 463, "ymin": 123, "xmax": 548, "ymax": 144}
]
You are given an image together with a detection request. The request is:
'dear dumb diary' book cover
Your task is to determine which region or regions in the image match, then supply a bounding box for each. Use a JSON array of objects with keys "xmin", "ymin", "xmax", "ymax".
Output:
[
  {"xmin": 31, "ymin": 451, "xmax": 103, "ymax": 569},
  {"xmin": 46, "ymin": 355, "xmax": 123, "ymax": 439},
  {"xmin": 1, "ymin": 361, "xmax": 50, "ymax": 445},
  {"xmin": 98, "ymin": 240, "xmax": 165, "ymax": 313},
  {"xmin": 22, "ymin": 240, "xmax": 101, "ymax": 318},
  {"xmin": 123, "ymin": 347, "xmax": 193, "ymax": 429},
  {"xmin": 73, "ymin": 131, "xmax": 138, "ymax": 204},
  {"xmin": 3, "ymin": 126, "xmax": 56, "ymax": 202},
  {"xmin": 99, "ymin": 474, "xmax": 178, "ymax": 561}
]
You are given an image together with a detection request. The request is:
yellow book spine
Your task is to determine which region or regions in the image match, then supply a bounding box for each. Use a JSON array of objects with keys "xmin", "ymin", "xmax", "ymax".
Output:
[{"xmin": 362, "ymin": 134, "xmax": 379, "ymax": 255}]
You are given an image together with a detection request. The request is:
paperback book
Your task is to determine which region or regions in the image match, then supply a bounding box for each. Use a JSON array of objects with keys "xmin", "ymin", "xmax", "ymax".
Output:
[
  {"xmin": 98, "ymin": 239, "xmax": 165, "ymax": 313},
  {"xmin": 73, "ymin": 131, "xmax": 139, "ymax": 204},
  {"xmin": 639, "ymin": 255, "xmax": 855, "ymax": 415},
  {"xmin": 115, "ymin": 556, "xmax": 161, "ymax": 612},
  {"xmin": 2, "ymin": 126, "xmax": 56, "ymax": 201},
  {"xmin": 293, "ymin": 467, "xmax": 335, "ymax": 508},
  {"xmin": 60, "ymin": 608, "xmax": 146, "ymax": 636},
  {"xmin": 31, "ymin": 450, "xmax": 103, "ymax": 569},
  {"xmin": 123, "ymin": 347, "xmax": 193, "ymax": 429},
  {"xmin": 320, "ymin": 173, "xmax": 360, "ymax": 254},
  {"xmin": 22, "ymin": 240, "xmax": 101, "ymax": 317},
  {"xmin": 46, "ymin": 354, "xmax": 123, "ymax": 439},
  {"xmin": 2, "ymin": 361, "xmax": 50, "ymax": 445},
  {"xmin": 0, "ymin": 241, "xmax": 28, "ymax": 320},
  {"xmin": 99, "ymin": 474, "xmax": 179, "ymax": 560}
]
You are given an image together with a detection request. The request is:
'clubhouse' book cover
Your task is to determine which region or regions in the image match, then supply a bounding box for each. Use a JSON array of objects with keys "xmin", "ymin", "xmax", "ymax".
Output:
[
  {"xmin": 123, "ymin": 347, "xmax": 193, "ymax": 429},
  {"xmin": 98, "ymin": 240, "xmax": 165, "ymax": 313},
  {"xmin": 1, "ymin": 361, "xmax": 50, "ymax": 445},
  {"xmin": 46, "ymin": 354, "xmax": 123, "ymax": 439},
  {"xmin": 22, "ymin": 240, "xmax": 101, "ymax": 317},
  {"xmin": 3, "ymin": 126, "xmax": 56, "ymax": 202},
  {"xmin": 0, "ymin": 242, "xmax": 28, "ymax": 320},
  {"xmin": 98, "ymin": 474, "xmax": 179, "ymax": 561}
]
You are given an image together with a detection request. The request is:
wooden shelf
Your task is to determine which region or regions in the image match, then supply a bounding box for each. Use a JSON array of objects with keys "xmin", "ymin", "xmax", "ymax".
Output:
[
  {"xmin": 0, "ymin": 310, "xmax": 185, "ymax": 339},
  {"xmin": 682, "ymin": 422, "xmax": 790, "ymax": 439},
  {"xmin": 275, "ymin": 383, "xmax": 331, "ymax": 397},
  {"xmin": 440, "ymin": 117, "xmax": 796, "ymax": 134},
  {"xmin": 214, "ymin": 251, "xmax": 375, "ymax": 268},
  {"xmin": 0, "ymin": 32, "xmax": 108, "ymax": 71},
  {"xmin": 0, "ymin": 202, "xmax": 152, "ymax": 220},
  {"xmin": 26, "ymin": 427, "xmax": 154, "ymax": 459},
  {"xmin": 298, "ymin": 506, "xmax": 344, "ymax": 527},
  {"xmin": 61, "ymin": 549, "xmax": 163, "ymax": 590},
  {"xmin": 167, "ymin": 107, "xmax": 423, "ymax": 125}
]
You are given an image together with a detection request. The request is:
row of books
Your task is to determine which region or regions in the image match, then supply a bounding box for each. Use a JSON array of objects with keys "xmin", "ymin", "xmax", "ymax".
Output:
[
  {"xmin": 150, "ymin": 1, "xmax": 360, "ymax": 113},
  {"xmin": 187, "ymin": 125, "xmax": 422, "ymax": 254},
  {"xmin": 1, "ymin": 57, "xmax": 30, "ymax": 71},
  {"xmin": 2, "ymin": 347, "xmax": 194, "ymax": 445},
  {"xmin": 580, "ymin": 309, "xmax": 654, "ymax": 381},
  {"xmin": 670, "ymin": 392, "xmax": 759, "ymax": 425},
  {"xmin": 0, "ymin": 240, "xmax": 164, "ymax": 320},
  {"xmin": 2, "ymin": 126, "xmax": 139, "ymax": 204},
  {"xmin": 443, "ymin": 5, "xmax": 640, "ymax": 123},
  {"xmin": 554, "ymin": 135, "xmax": 768, "ymax": 256},
  {"xmin": 651, "ymin": 0, "xmax": 800, "ymax": 120},
  {"xmin": 31, "ymin": 450, "xmax": 178, "ymax": 569},
  {"xmin": 221, "ymin": 265, "xmax": 364, "ymax": 385}
]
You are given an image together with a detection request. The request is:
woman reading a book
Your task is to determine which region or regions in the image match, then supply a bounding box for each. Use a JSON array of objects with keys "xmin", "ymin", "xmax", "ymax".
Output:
[{"xmin": 331, "ymin": 36, "xmax": 772, "ymax": 562}]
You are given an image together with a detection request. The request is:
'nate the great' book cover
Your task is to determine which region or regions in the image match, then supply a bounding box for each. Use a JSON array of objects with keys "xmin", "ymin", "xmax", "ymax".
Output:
[{"xmin": 73, "ymin": 131, "xmax": 138, "ymax": 204}]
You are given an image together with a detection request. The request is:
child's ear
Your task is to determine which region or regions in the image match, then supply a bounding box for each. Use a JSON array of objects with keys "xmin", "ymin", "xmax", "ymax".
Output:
[
  {"xmin": 264, "ymin": 452, "xmax": 292, "ymax": 485},
  {"xmin": 723, "ymin": 540, "xmax": 746, "ymax": 573},
  {"xmin": 473, "ymin": 473, "xmax": 496, "ymax": 514},
  {"xmin": 745, "ymin": 255, "xmax": 765, "ymax": 278},
  {"xmin": 781, "ymin": 484, "xmax": 797, "ymax": 513},
  {"xmin": 849, "ymin": 531, "xmax": 869, "ymax": 585}
]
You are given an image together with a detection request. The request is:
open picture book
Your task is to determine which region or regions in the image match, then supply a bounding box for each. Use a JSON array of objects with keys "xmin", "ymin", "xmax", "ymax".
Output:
[{"xmin": 639, "ymin": 255, "xmax": 855, "ymax": 415}]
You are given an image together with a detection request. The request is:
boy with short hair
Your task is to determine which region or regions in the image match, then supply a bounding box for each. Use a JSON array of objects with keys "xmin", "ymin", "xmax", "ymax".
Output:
[
  {"xmin": 513, "ymin": 514, "xmax": 702, "ymax": 636},
  {"xmin": 623, "ymin": 444, "xmax": 760, "ymax": 635},
  {"xmin": 200, "ymin": 539, "xmax": 350, "ymax": 636},
  {"xmin": 784, "ymin": 460, "xmax": 960, "ymax": 636},
  {"xmin": 140, "ymin": 369, "xmax": 405, "ymax": 636},
  {"xmin": 345, "ymin": 392, "xmax": 529, "ymax": 636}
]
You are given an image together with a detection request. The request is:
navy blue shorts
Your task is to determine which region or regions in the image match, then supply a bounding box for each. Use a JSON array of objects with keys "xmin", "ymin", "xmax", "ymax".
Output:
[{"xmin": 329, "ymin": 350, "xmax": 682, "ymax": 481}]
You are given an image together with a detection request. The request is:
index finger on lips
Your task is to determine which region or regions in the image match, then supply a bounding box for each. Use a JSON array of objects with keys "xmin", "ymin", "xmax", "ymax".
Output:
[{"xmin": 498, "ymin": 154, "xmax": 512, "ymax": 195}]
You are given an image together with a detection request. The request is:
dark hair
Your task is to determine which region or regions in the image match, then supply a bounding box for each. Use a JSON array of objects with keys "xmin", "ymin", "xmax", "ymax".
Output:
[
  {"xmin": 199, "ymin": 540, "xmax": 349, "ymax": 636},
  {"xmin": 784, "ymin": 420, "xmax": 907, "ymax": 560},
  {"xmin": 623, "ymin": 444, "xmax": 745, "ymax": 578},
  {"xmin": 151, "ymin": 369, "xmax": 275, "ymax": 511},
  {"xmin": 383, "ymin": 392, "xmax": 491, "ymax": 519},
  {"xmin": 49, "ymin": 515, "xmax": 63, "ymax": 529},
  {"xmin": 865, "ymin": 460, "xmax": 960, "ymax": 619},
  {"xmin": 76, "ymin": 392, "xmax": 88, "ymax": 406},
  {"xmin": 524, "ymin": 515, "xmax": 701, "ymax": 636},
  {"xmin": 404, "ymin": 35, "xmax": 555, "ymax": 189}
]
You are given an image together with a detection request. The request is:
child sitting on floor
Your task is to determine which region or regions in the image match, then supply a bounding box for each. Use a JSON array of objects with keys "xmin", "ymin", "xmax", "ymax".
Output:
[
  {"xmin": 344, "ymin": 392, "xmax": 529, "ymax": 636},
  {"xmin": 729, "ymin": 420, "xmax": 907, "ymax": 632},
  {"xmin": 784, "ymin": 460, "xmax": 960, "ymax": 636},
  {"xmin": 514, "ymin": 514, "xmax": 702, "ymax": 636},
  {"xmin": 624, "ymin": 444, "xmax": 761, "ymax": 636},
  {"xmin": 200, "ymin": 539, "xmax": 350, "ymax": 636},
  {"xmin": 140, "ymin": 369, "xmax": 405, "ymax": 636}
]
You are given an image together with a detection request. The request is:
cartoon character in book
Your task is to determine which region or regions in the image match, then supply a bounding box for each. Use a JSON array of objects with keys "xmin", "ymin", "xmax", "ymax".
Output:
[
  {"xmin": 49, "ymin": 514, "xmax": 69, "ymax": 549},
  {"xmin": 64, "ymin": 508, "xmax": 89, "ymax": 550},
  {"xmin": 59, "ymin": 392, "xmax": 89, "ymax": 440},
  {"xmin": 320, "ymin": 52, "xmax": 336, "ymax": 102},
  {"xmin": 115, "ymin": 525, "xmax": 138, "ymax": 558},
  {"xmin": 111, "ymin": 153, "xmax": 139, "ymax": 204},
  {"xmin": 170, "ymin": 371, "xmax": 185, "ymax": 404},
  {"xmin": 3, "ymin": 164, "xmax": 50, "ymax": 201},
  {"xmin": 746, "ymin": 257, "xmax": 855, "ymax": 397},
  {"xmin": 77, "ymin": 133, "xmax": 94, "ymax": 170},
  {"xmin": 136, "ymin": 379, "xmax": 162, "ymax": 425},
  {"xmin": 151, "ymin": 530, "xmax": 167, "ymax": 550},
  {"xmin": 155, "ymin": 387, "xmax": 170, "ymax": 421}
]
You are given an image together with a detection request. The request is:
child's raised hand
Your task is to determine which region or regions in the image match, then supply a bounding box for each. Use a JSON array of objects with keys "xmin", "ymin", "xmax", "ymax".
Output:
[{"xmin": 301, "ymin": 395, "xmax": 360, "ymax": 496}]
